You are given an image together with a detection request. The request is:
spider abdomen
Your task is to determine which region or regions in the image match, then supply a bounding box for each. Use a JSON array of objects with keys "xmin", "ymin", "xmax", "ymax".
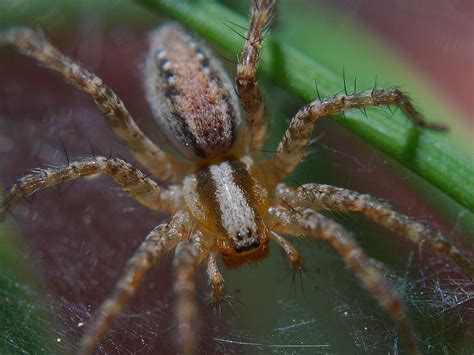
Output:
[
  {"xmin": 183, "ymin": 158, "xmax": 270, "ymax": 267},
  {"xmin": 144, "ymin": 23, "xmax": 241, "ymax": 160}
]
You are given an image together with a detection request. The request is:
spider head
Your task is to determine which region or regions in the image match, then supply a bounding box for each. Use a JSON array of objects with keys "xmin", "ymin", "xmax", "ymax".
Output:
[
  {"xmin": 232, "ymin": 227, "xmax": 260, "ymax": 252},
  {"xmin": 217, "ymin": 223, "xmax": 270, "ymax": 268},
  {"xmin": 183, "ymin": 157, "xmax": 271, "ymax": 267}
]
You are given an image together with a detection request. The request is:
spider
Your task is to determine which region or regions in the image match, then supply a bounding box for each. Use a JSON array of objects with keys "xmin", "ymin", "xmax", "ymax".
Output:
[{"xmin": 0, "ymin": 1, "xmax": 473, "ymax": 354}]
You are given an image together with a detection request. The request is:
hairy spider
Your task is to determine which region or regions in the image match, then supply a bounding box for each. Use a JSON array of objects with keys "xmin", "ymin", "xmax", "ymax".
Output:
[{"xmin": 0, "ymin": 1, "xmax": 473, "ymax": 354}]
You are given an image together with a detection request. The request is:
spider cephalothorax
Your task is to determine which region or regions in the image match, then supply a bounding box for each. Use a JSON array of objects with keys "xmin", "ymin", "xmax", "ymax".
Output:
[
  {"xmin": 0, "ymin": 1, "xmax": 472, "ymax": 354},
  {"xmin": 183, "ymin": 157, "xmax": 271, "ymax": 267}
]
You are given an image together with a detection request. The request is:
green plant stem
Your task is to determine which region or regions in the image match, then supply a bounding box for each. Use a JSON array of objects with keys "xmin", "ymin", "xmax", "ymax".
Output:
[{"xmin": 136, "ymin": 0, "xmax": 474, "ymax": 212}]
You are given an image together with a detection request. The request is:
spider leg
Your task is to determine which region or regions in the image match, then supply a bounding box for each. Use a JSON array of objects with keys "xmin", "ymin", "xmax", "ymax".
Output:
[
  {"xmin": 270, "ymin": 231, "xmax": 303, "ymax": 271},
  {"xmin": 269, "ymin": 205, "xmax": 420, "ymax": 355},
  {"xmin": 173, "ymin": 232, "xmax": 208, "ymax": 355},
  {"xmin": 78, "ymin": 211, "xmax": 192, "ymax": 355},
  {"xmin": 236, "ymin": 0, "xmax": 276, "ymax": 156},
  {"xmin": 261, "ymin": 88, "xmax": 447, "ymax": 180},
  {"xmin": 0, "ymin": 28, "xmax": 177, "ymax": 179},
  {"xmin": 206, "ymin": 253, "xmax": 241, "ymax": 319},
  {"xmin": 206, "ymin": 252, "xmax": 225, "ymax": 304},
  {"xmin": 0, "ymin": 156, "xmax": 181, "ymax": 221},
  {"xmin": 276, "ymin": 183, "xmax": 474, "ymax": 277}
]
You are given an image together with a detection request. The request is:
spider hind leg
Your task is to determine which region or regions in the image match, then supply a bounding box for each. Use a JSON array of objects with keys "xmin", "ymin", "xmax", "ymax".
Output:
[
  {"xmin": 236, "ymin": 0, "xmax": 276, "ymax": 156},
  {"xmin": 0, "ymin": 27, "xmax": 176, "ymax": 179},
  {"xmin": 263, "ymin": 87, "xmax": 448, "ymax": 180}
]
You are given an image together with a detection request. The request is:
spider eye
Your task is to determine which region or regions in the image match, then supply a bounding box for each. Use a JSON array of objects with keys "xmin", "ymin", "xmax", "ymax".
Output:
[
  {"xmin": 232, "ymin": 228, "xmax": 260, "ymax": 253},
  {"xmin": 236, "ymin": 229, "xmax": 251, "ymax": 241}
]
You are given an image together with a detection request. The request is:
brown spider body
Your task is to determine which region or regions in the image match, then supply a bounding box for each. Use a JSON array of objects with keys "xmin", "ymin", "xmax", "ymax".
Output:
[
  {"xmin": 146, "ymin": 23, "xmax": 271, "ymax": 267},
  {"xmin": 145, "ymin": 23, "xmax": 241, "ymax": 160},
  {"xmin": 0, "ymin": 1, "xmax": 472, "ymax": 354}
]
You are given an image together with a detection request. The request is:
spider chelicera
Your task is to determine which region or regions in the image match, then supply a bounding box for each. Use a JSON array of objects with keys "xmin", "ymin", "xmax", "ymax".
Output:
[{"xmin": 1, "ymin": 1, "xmax": 472, "ymax": 354}]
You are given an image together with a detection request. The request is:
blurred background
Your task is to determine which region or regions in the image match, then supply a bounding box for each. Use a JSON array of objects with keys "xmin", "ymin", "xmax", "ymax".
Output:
[
  {"xmin": 319, "ymin": 0, "xmax": 474, "ymax": 129},
  {"xmin": 0, "ymin": 0, "xmax": 473, "ymax": 354}
]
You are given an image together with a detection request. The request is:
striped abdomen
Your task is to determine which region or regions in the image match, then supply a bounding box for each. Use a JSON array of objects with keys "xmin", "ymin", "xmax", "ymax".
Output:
[
  {"xmin": 144, "ymin": 23, "xmax": 241, "ymax": 160},
  {"xmin": 183, "ymin": 158, "xmax": 269, "ymax": 267}
]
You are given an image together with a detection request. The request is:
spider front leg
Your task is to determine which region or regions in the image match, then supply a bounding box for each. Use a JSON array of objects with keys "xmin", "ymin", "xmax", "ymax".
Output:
[
  {"xmin": 207, "ymin": 252, "xmax": 225, "ymax": 304},
  {"xmin": 237, "ymin": 0, "xmax": 276, "ymax": 156},
  {"xmin": 276, "ymin": 183, "xmax": 474, "ymax": 277},
  {"xmin": 206, "ymin": 252, "xmax": 242, "ymax": 319},
  {"xmin": 79, "ymin": 212, "xmax": 192, "ymax": 355},
  {"xmin": 269, "ymin": 205, "xmax": 420, "ymax": 354},
  {"xmin": 262, "ymin": 88, "xmax": 447, "ymax": 179},
  {"xmin": 173, "ymin": 233, "xmax": 208, "ymax": 355},
  {"xmin": 0, "ymin": 28, "xmax": 176, "ymax": 179},
  {"xmin": 0, "ymin": 156, "xmax": 180, "ymax": 220},
  {"xmin": 270, "ymin": 231, "xmax": 303, "ymax": 271}
]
